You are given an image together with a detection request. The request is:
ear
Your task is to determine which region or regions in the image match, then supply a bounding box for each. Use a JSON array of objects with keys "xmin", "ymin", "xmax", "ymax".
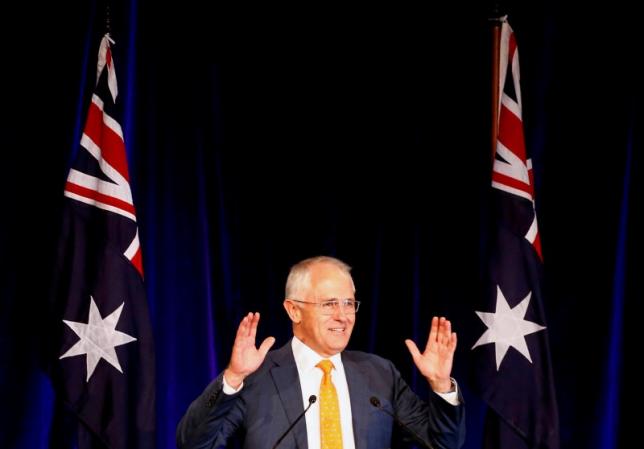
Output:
[{"xmin": 283, "ymin": 299, "xmax": 301, "ymax": 324}]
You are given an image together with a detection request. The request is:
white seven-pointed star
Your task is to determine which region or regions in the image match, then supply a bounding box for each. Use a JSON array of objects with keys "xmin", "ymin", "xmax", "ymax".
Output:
[
  {"xmin": 60, "ymin": 296, "xmax": 137, "ymax": 381},
  {"xmin": 472, "ymin": 285, "xmax": 546, "ymax": 370}
]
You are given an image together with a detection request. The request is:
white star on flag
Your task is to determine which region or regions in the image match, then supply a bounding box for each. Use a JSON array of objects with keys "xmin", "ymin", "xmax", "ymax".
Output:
[
  {"xmin": 472, "ymin": 285, "xmax": 546, "ymax": 370},
  {"xmin": 60, "ymin": 296, "xmax": 137, "ymax": 381}
]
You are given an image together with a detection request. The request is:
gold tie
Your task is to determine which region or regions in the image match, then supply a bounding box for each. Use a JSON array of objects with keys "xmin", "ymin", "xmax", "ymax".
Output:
[{"xmin": 317, "ymin": 359, "xmax": 343, "ymax": 449}]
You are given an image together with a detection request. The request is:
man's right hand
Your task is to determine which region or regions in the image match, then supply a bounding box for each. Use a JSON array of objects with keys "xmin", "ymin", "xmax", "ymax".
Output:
[{"xmin": 224, "ymin": 312, "xmax": 276, "ymax": 389}]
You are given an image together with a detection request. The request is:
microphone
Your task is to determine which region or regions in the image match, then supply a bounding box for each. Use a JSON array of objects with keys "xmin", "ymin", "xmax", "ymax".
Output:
[
  {"xmin": 271, "ymin": 395, "xmax": 317, "ymax": 449},
  {"xmin": 369, "ymin": 396, "xmax": 434, "ymax": 449}
]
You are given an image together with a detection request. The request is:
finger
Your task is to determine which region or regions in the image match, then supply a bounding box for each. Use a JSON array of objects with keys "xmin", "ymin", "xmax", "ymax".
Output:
[
  {"xmin": 236, "ymin": 314, "xmax": 250, "ymax": 339},
  {"xmin": 439, "ymin": 319, "xmax": 451, "ymax": 346},
  {"xmin": 249, "ymin": 312, "xmax": 260, "ymax": 340},
  {"xmin": 425, "ymin": 316, "xmax": 439, "ymax": 352},
  {"xmin": 439, "ymin": 332, "xmax": 446, "ymax": 348},
  {"xmin": 247, "ymin": 312, "xmax": 256, "ymax": 337},
  {"xmin": 446, "ymin": 320, "xmax": 453, "ymax": 346},
  {"xmin": 449, "ymin": 332, "xmax": 458, "ymax": 352},
  {"xmin": 240, "ymin": 312, "xmax": 255, "ymax": 339},
  {"xmin": 258, "ymin": 336, "xmax": 276, "ymax": 357},
  {"xmin": 405, "ymin": 339, "xmax": 421, "ymax": 361},
  {"xmin": 444, "ymin": 319, "xmax": 451, "ymax": 334}
]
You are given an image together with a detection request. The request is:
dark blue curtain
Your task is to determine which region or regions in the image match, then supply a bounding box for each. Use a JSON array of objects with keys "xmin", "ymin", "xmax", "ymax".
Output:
[{"xmin": 2, "ymin": 1, "xmax": 641, "ymax": 448}]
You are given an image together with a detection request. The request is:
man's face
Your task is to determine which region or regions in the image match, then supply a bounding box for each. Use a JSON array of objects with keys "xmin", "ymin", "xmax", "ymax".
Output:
[{"xmin": 294, "ymin": 263, "xmax": 356, "ymax": 357}]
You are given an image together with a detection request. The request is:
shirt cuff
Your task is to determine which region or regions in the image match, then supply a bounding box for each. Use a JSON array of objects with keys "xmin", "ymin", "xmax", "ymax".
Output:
[
  {"xmin": 435, "ymin": 378, "xmax": 459, "ymax": 406},
  {"xmin": 222, "ymin": 374, "xmax": 244, "ymax": 395}
]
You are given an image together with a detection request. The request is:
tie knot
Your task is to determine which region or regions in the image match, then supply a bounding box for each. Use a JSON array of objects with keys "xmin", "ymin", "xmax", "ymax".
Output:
[{"xmin": 316, "ymin": 359, "xmax": 334, "ymax": 375}]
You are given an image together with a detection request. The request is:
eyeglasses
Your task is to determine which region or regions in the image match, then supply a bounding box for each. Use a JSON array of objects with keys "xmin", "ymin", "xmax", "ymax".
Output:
[{"xmin": 289, "ymin": 298, "xmax": 361, "ymax": 315}]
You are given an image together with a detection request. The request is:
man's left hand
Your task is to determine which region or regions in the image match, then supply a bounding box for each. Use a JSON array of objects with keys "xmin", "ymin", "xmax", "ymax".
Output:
[{"xmin": 405, "ymin": 316, "xmax": 457, "ymax": 393}]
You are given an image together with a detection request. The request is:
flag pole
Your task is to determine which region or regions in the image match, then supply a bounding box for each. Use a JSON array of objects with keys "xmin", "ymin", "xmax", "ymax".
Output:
[
  {"xmin": 490, "ymin": 4, "xmax": 503, "ymax": 163},
  {"xmin": 106, "ymin": 3, "xmax": 111, "ymax": 34}
]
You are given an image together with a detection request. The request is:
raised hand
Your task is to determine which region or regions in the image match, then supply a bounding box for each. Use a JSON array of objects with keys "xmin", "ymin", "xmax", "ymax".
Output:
[
  {"xmin": 224, "ymin": 312, "xmax": 275, "ymax": 388},
  {"xmin": 405, "ymin": 316, "xmax": 457, "ymax": 393}
]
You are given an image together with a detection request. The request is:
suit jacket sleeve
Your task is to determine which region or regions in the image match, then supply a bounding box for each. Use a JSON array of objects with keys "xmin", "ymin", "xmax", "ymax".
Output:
[
  {"xmin": 176, "ymin": 372, "xmax": 245, "ymax": 449},
  {"xmin": 391, "ymin": 361, "xmax": 466, "ymax": 449}
]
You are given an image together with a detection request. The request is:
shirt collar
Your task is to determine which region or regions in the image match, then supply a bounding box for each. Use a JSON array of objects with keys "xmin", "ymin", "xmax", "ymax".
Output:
[{"xmin": 292, "ymin": 336, "xmax": 343, "ymax": 373}]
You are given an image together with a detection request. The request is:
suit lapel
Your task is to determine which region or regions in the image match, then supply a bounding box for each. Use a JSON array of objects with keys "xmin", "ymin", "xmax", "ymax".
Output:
[
  {"xmin": 270, "ymin": 341, "xmax": 308, "ymax": 449},
  {"xmin": 343, "ymin": 352, "xmax": 371, "ymax": 449}
]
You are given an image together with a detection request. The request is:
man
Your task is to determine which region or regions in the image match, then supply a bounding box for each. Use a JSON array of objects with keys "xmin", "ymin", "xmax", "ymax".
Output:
[{"xmin": 177, "ymin": 256, "xmax": 465, "ymax": 449}]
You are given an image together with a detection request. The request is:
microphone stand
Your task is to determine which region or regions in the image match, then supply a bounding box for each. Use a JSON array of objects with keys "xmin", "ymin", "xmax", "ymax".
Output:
[{"xmin": 271, "ymin": 395, "xmax": 317, "ymax": 449}]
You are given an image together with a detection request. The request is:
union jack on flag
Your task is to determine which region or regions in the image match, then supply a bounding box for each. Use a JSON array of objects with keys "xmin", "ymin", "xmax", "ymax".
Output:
[
  {"xmin": 491, "ymin": 18, "xmax": 541, "ymax": 260},
  {"xmin": 471, "ymin": 18, "xmax": 560, "ymax": 449},
  {"xmin": 63, "ymin": 34, "xmax": 143, "ymax": 275},
  {"xmin": 49, "ymin": 33, "xmax": 155, "ymax": 449}
]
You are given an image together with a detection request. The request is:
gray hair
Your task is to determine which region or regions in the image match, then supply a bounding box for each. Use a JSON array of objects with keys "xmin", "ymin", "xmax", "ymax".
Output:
[{"xmin": 285, "ymin": 256, "xmax": 353, "ymax": 299}]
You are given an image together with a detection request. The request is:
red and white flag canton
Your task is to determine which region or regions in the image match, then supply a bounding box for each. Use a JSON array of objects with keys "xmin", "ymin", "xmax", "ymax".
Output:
[
  {"xmin": 63, "ymin": 34, "xmax": 143, "ymax": 275},
  {"xmin": 492, "ymin": 20, "xmax": 542, "ymax": 260}
]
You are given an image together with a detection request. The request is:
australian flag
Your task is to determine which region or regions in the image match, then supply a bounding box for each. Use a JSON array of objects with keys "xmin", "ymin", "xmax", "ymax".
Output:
[
  {"xmin": 471, "ymin": 19, "xmax": 559, "ymax": 449},
  {"xmin": 49, "ymin": 34, "xmax": 155, "ymax": 449}
]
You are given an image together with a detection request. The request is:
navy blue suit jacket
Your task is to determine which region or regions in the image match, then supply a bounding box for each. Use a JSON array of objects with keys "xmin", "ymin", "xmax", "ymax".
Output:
[{"xmin": 177, "ymin": 341, "xmax": 465, "ymax": 449}]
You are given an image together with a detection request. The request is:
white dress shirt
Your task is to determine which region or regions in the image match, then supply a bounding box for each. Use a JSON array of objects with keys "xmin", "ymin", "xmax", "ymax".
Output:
[{"xmin": 291, "ymin": 336, "xmax": 356, "ymax": 449}]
